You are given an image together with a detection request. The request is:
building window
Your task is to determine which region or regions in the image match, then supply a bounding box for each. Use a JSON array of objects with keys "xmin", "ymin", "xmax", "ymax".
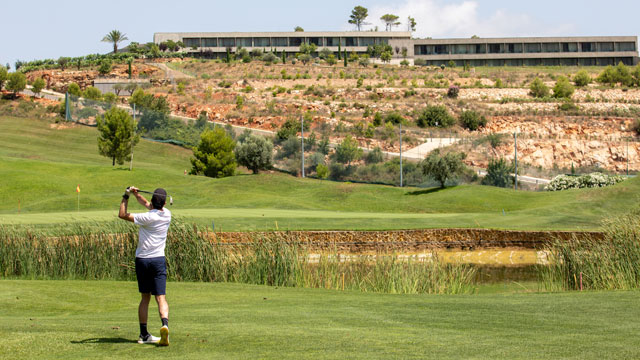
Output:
[
  {"xmin": 434, "ymin": 45, "xmax": 449, "ymax": 54},
  {"xmin": 376, "ymin": 38, "xmax": 389, "ymax": 45},
  {"xmin": 308, "ymin": 37, "xmax": 323, "ymax": 46},
  {"xmin": 542, "ymin": 43, "xmax": 560, "ymax": 53},
  {"xmin": 581, "ymin": 42, "xmax": 596, "ymax": 52},
  {"xmin": 253, "ymin": 38, "xmax": 270, "ymax": 47},
  {"xmin": 219, "ymin": 38, "xmax": 235, "ymax": 47},
  {"xmin": 524, "ymin": 58, "xmax": 541, "ymax": 66},
  {"xmin": 183, "ymin": 38, "xmax": 201, "ymax": 48},
  {"xmin": 414, "ymin": 45, "xmax": 426, "ymax": 55},
  {"xmin": 560, "ymin": 58, "xmax": 578, "ymax": 66},
  {"xmin": 506, "ymin": 43, "xmax": 523, "ymax": 53},
  {"xmin": 561, "ymin": 43, "xmax": 578, "ymax": 52},
  {"xmin": 505, "ymin": 59, "xmax": 522, "ymax": 67},
  {"xmin": 596, "ymin": 58, "xmax": 615, "ymax": 66},
  {"xmin": 289, "ymin": 37, "xmax": 303, "ymax": 47},
  {"xmin": 237, "ymin": 38, "xmax": 252, "ymax": 47},
  {"xmin": 451, "ymin": 44, "xmax": 468, "ymax": 54},
  {"xmin": 615, "ymin": 42, "xmax": 636, "ymax": 52},
  {"xmin": 488, "ymin": 44, "xmax": 504, "ymax": 53},
  {"xmin": 359, "ymin": 37, "xmax": 376, "ymax": 47},
  {"xmin": 579, "ymin": 58, "xmax": 597, "ymax": 66},
  {"xmin": 325, "ymin": 37, "xmax": 341, "ymax": 46},
  {"xmin": 203, "ymin": 38, "xmax": 217, "ymax": 47},
  {"xmin": 598, "ymin": 42, "xmax": 614, "ymax": 52},
  {"xmin": 272, "ymin": 37, "xmax": 288, "ymax": 47},
  {"xmin": 472, "ymin": 44, "xmax": 486, "ymax": 54},
  {"xmin": 345, "ymin": 37, "xmax": 357, "ymax": 46},
  {"xmin": 524, "ymin": 43, "xmax": 542, "ymax": 53}
]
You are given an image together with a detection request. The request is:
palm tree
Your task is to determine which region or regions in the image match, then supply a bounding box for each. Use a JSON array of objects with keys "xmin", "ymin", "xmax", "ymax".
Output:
[{"xmin": 102, "ymin": 30, "xmax": 129, "ymax": 53}]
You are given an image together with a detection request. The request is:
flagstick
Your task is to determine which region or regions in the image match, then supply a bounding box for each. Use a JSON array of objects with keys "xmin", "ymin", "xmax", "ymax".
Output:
[{"xmin": 77, "ymin": 191, "xmax": 79, "ymax": 213}]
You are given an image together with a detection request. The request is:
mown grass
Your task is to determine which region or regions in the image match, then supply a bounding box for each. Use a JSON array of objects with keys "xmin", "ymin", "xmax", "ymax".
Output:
[
  {"xmin": 2, "ymin": 115, "xmax": 639, "ymax": 231},
  {"xmin": 2, "ymin": 280, "xmax": 640, "ymax": 359},
  {"xmin": 0, "ymin": 222, "xmax": 476, "ymax": 295}
]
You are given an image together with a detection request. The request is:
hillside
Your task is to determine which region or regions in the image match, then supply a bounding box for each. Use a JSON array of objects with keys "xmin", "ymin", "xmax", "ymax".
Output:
[{"xmin": 1, "ymin": 115, "xmax": 638, "ymax": 231}]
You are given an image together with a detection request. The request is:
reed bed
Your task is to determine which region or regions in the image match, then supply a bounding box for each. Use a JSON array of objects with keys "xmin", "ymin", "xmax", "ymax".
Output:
[
  {"xmin": 539, "ymin": 211, "xmax": 640, "ymax": 291},
  {"xmin": 0, "ymin": 222, "xmax": 476, "ymax": 294}
]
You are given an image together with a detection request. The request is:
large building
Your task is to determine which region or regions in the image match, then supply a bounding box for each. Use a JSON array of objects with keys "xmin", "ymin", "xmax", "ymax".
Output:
[{"xmin": 154, "ymin": 32, "xmax": 639, "ymax": 66}]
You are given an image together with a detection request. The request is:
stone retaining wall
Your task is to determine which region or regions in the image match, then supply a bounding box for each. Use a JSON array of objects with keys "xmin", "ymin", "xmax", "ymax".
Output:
[{"xmin": 208, "ymin": 229, "xmax": 603, "ymax": 252}]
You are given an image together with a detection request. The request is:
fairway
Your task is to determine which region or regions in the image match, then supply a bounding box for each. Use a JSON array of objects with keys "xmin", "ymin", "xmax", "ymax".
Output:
[
  {"xmin": 2, "ymin": 115, "xmax": 639, "ymax": 231},
  {"xmin": 1, "ymin": 280, "xmax": 639, "ymax": 359}
]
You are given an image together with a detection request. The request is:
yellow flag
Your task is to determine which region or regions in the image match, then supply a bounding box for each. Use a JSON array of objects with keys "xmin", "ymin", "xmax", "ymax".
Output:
[{"xmin": 76, "ymin": 184, "xmax": 80, "ymax": 193}]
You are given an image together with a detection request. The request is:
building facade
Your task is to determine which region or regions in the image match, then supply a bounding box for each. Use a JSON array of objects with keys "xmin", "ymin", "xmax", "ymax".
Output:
[{"xmin": 154, "ymin": 32, "xmax": 639, "ymax": 66}]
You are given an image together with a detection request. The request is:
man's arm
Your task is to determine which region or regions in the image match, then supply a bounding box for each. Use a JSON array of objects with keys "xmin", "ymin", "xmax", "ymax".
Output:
[
  {"xmin": 118, "ymin": 196, "xmax": 135, "ymax": 223},
  {"xmin": 130, "ymin": 187, "xmax": 153, "ymax": 210}
]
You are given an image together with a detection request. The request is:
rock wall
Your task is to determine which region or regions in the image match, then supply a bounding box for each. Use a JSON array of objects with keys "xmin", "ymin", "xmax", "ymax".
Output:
[{"xmin": 206, "ymin": 229, "xmax": 603, "ymax": 253}]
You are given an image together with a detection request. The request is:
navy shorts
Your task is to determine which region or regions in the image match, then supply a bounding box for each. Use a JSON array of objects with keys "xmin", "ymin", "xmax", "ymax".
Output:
[{"xmin": 135, "ymin": 257, "xmax": 167, "ymax": 295}]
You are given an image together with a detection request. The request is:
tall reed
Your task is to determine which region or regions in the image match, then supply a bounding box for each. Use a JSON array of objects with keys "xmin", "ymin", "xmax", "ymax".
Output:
[
  {"xmin": 539, "ymin": 211, "xmax": 640, "ymax": 291},
  {"xmin": 0, "ymin": 222, "xmax": 476, "ymax": 294}
]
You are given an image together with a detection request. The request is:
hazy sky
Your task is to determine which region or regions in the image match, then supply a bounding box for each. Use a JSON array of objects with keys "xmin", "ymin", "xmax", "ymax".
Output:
[{"xmin": 1, "ymin": 0, "xmax": 638, "ymax": 68}]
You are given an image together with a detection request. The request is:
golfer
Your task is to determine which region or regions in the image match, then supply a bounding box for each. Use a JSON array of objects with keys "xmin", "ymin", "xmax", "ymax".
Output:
[{"xmin": 119, "ymin": 186, "xmax": 172, "ymax": 346}]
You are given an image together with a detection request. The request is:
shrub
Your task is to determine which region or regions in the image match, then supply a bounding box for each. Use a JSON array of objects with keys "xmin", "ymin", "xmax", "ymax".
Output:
[
  {"xmin": 0, "ymin": 65, "xmax": 7, "ymax": 90},
  {"xmin": 459, "ymin": 110, "xmax": 487, "ymax": 131},
  {"xmin": 235, "ymin": 134, "xmax": 273, "ymax": 174},
  {"xmin": 67, "ymin": 83, "xmax": 82, "ymax": 97},
  {"xmin": 447, "ymin": 85, "xmax": 460, "ymax": 99},
  {"xmin": 326, "ymin": 54, "xmax": 337, "ymax": 66},
  {"xmin": 545, "ymin": 173, "xmax": 626, "ymax": 191},
  {"xmin": 315, "ymin": 164, "xmax": 329, "ymax": 179},
  {"xmin": 83, "ymin": 86, "xmax": 102, "ymax": 100},
  {"xmin": 413, "ymin": 58, "xmax": 426, "ymax": 66},
  {"xmin": 335, "ymin": 135, "xmax": 363, "ymax": 166},
  {"xmin": 597, "ymin": 63, "xmax": 634, "ymax": 87},
  {"xmin": 31, "ymin": 77, "xmax": 46, "ymax": 96},
  {"xmin": 365, "ymin": 147, "xmax": 384, "ymax": 164},
  {"xmin": 384, "ymin": 112, "xmax": 404, "ymax": 125},
  {"xmin": 261, "ymin": 52, "xmax": 279, "ymax": 64},
  {"xmin": 236, "ymin": 95, "xmax": 244, "ymax": 109},
  {"xmin": 573, "ymin": 70, "xmax": 592, "ymax": 87},
  {"xmin": 558, "ymin": 102, "xmax": 579, "ymax": 112},
  {"xmin": 552, "ymin": 76, "xmax": 575, "ymax": 99},
  {"xmin": 634, "ymin": 118, "xmax": 640, "ymax": 135},
  {"xmin": 416, "ymin": 105, "xmax": 455, "ymax": 128},
  {"xmin": 529, "ymin": 77, "xmax": 549, "ymax": 98},
  {"xmin": 481, "ymin": 158, "xmax": 513, "ymax": 188},
  {"xmin": 98, "ymin": 59, "xmax": 112, "ymax": 75},
  {"xmin": 6, "ymin": 72, "xmax": 27, "ymax": 96},
  {"xmin": 373, "ymin": 112, "xmax": 383, "ymax": 126}
]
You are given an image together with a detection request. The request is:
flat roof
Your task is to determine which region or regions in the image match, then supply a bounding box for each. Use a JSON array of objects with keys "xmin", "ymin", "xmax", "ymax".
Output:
[
  {"xmin": 155, "ymin": 31, "xmax": 412, "ymax": 38},
  {"xmin": 413, "ymin": 36, "xmax": 638, "ymax": 44}
]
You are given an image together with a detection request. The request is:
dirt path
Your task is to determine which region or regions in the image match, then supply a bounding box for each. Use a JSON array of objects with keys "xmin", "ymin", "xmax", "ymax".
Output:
[{"xmin": 149, "ymin": 62, "xmax": 193, "ymax": 81}]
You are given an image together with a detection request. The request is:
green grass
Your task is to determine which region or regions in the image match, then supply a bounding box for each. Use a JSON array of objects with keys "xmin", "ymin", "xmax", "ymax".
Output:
[
  {"xmin": 1, "ymin": 280, "xmax": 640, "ymax": 359},
  {"xmin": 2, "ymin": 115, "xmax": 639, "ymax": 231}
]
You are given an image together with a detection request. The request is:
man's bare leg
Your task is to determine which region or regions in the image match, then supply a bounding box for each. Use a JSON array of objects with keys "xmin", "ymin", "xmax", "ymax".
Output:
[{"xmin": 156, "ymin": 295, "xmax": 170, "ymax": 346}]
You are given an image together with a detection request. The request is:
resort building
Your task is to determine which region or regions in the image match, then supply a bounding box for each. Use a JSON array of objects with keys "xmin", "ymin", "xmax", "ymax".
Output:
[{"xmin": 154, "ymin": 32, "xmax": 639, "ymax": 66}]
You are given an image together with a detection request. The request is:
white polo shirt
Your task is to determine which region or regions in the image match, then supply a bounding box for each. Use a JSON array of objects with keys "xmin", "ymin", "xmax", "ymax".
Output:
[{"xmin": 133, "ymin": 208, "xmax": 172, "ymax": 258}]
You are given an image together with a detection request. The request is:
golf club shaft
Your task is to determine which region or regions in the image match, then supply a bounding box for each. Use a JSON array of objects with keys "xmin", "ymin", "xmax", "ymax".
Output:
[{"xmin": 131, "ymin": 189, "xmax": 173, "ymax": 205}]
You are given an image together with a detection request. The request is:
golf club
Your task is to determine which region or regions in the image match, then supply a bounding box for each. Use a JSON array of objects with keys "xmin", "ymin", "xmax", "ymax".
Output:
[{"xmin": 127, "ymin": 187, "xmax": 174, "ymax": 206}]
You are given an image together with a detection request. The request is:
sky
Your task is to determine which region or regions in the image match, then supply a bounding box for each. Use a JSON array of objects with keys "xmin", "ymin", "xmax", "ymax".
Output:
[{"xmin": 1, "ymin": 0, "xmax": 638, "ymax": 68}]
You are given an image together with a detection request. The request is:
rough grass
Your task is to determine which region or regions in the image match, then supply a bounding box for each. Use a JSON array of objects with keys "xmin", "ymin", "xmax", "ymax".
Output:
[
  {"xmin": 2, "ymin": 115, "xmax": 639, "ymax": 231},
  {"xmin": 2, "ymin": 280, "xmax": 640, "ymax": 359}
]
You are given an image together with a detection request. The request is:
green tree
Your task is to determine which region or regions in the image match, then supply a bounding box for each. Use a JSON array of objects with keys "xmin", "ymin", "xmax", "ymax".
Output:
[
  {"xmin": 319, "ymin": 48, "xmax": 332, "ymax": 59},
  {"xmin": 384, "ymin": 112, "xmax": 404, "ymax": 124},
  {"xmin": 298, "ymin": 54, "xmax": 312, "ymax": 65},
  {"xmin": 348, "ymin": 6, "xmax": 369, "ymax": 31},
  {"xmin": 318, "ymin": 135, "xmax": 330, "ymax": 155},
  {"xmin": 552, "ymin": 76, "xmax": 575, "ymax": 99},
  {"xmin": 299, "ymin": 42, "xmax": 317, "ymax": 55},
  {"xmin": 326, "ymin": 54, "xmax": 337, "ymax": 66},
  {"xmin": 380, "ymin": 14, "xmax": 400, "ymax": 31},
  {"xmin": 335, "ymin": 135, "xmax": 363, "ymax": 166},
  {"xmin": 57, "ymin": 57, "xmax": 70, "ymax": 71},
  {"xmin": 316, "ymin": 164, "xmax": 329, "ymax": 179},
  {"xmin": 235, "ymin": 134, "xmax": 273, "ymax": 174},
  {"xmin": 529, "ymin": 77, "xmax": 549, "ymax": 98},
  {"xmin": 573, "ymin": 70, "xmax": 592, "ymax": 87},
  {"xmin": 67, "ymin": 82, "xmax": 82, "ymax": 97},
  {"xmin": 373, "ymin": 112, "xmax": 383, "ymax": 126},
  {"xmin": 0, "ymin": 65, "xmax": 8, "ymax": 90},
  {"xmin": 421, "ymin": 149, "xmax": 467, "ymax": 188},
  {"xmin": 294, "ymin": 26, "xmax": 304, "ymax": 32},
  {"xmin": 365, "ymin": 146, "xmax": 384, "ymax": 164},
  {"xmin": 407, "ymin": 16, "xmax": 417, "ymax": 32},
  {"xmin": 6, "ymin": 72, "xmax": 26, "ymax": 96},
  {"xmin": 96, "ymin": 107, "xmax": 139, "ymax": 166},
  {"xmin": 380, "ymin": 51, "xmax": 392, "ymax": 63},
  {"xmin": 190, "ymin": 127, "xmax": 236, "ymax": 178},
  {"xmin": 481, "ymin": 158, "xmax": 513, "ymax": 188},
  {"xmin": 632, "ymin": 64, "xmax": 640, "ymax": 86},
  {"xmin": 31, "ymin": 77, "xmax": 46, "ymax": 97},
  {"xmin": 416, "ymin": 105, "xmax": 455, "ymax": 128},
  {"xmin": 102, "ymin": 30, "xmax": 129, "ymax": 53},
  {"xmin": 98, "ymin": 59, "xmax": 112, "ymax": 75}
]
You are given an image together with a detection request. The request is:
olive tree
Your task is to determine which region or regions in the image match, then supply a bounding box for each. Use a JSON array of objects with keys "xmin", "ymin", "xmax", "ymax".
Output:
[
  {"xmin": 6, "ymin": 72, "xmax": 27, "ymax": 97},
  {"xmin": 235, "ymin": 134, "xmax": 273, "ymax": 174},
  {"xmin": 421, "ymin": 149, "xmax": 467, "ymax": 188},
  {"xmin": 335, "ymin": 135, "xmax": 363, "ymax": 166},
  {"xmin": 31, "ymin": 77, "xmax": 46, "ymax": 97}
]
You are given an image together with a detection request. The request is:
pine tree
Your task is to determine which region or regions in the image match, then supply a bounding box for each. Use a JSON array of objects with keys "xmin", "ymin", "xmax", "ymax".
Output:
[
  {"xmin": 97, "ymin": 107, "xmax": 139, "ymax": 166},
  {"xmin": 282, "ymin": 50, "xmax": 286, "ymax": 64},
  {"xmin": 338, "ymin": 43, "xmax": 342, "ymax": 60},
  {"xmin": 344, "ymin": 50, "xmax": 348, "ymax": 67}
]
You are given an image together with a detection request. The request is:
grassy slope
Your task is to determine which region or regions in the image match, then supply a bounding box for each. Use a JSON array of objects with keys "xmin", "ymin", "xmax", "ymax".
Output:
[
  {"xmin": 1, "ymin": 115, "xmax": 639, "ymax": 230},
  {"xmin": 1, "ymin": 280, "xmax": 639, "ymax": 359}
]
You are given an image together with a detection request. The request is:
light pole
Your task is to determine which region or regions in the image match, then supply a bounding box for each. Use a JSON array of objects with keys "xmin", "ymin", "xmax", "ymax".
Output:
[
  {"xmin": 399, "ymin": 122, "xmax": 403, "ymax": 187},
  {"xmin": 627, "ymin": 137, "xmax": 630, "ymax": 176},
  {"xmin": 301, "ymin": 115, "xmax": 305, "ymax": 178},
  {"xmin": 130, "ymin": 103, "xmax": 136, "ymax": 171},
  {"xmin": 514, "ymin": 132, "xmax": 518, "ymax": 191}
]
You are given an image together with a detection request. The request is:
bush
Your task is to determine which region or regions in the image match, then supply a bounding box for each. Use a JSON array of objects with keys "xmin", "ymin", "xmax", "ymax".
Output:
[
  {"xmin": 545, "ymin": 173, "xmax": 626, "ymax": 191},
  {"xmin": 552, "ymin": 76, "xmax": 575, "ymax": 99},
  {"xmin": 481, "ymin": 158, "xmax": 513, "ymax": 188},
  {"xmin": 315, "ymin": 164, "xmax": 329, "ymax": 179},
  {"xmin": 447, "ymin": 85, "xmax": 460, "ymax": 99},
  {"xmin": 416, "ymin": 105, "xmax": 455, "ymax": 128},
  {"xmin": 261, "ymin": 52, "xmax": 279, "ymax": 64},
  {"xmin": 31, "ymin": 77, "xmax": 46, "ymax": 96},
  {"xmin": 83, "ymin": 86, "xmax": 102, "ymax": 100},
  {"xmin": 373, "ymin": 112, "xmax": 383, "ymax": 126},
  {"xmin": 98, "ymin": 59, "xmax": 112, "ymax": 75},
  {"xmin": 529, "ymin": 77, "xmax": 549, "ymax": 98},
  {"xmin": 384, "ymin": 112, "xmax": 404, "ymax": 125},
  {"xmin": 458, "ymin": 110, "xmax": 487, "ymax": 131},
  {"xmin": 634, "ymin": 118, "xmax": 640, "ymax": 135},
  {"xmin": 0, "ymin": 65, "xmax": 8, "ymax": 90},
  {"xmin": 558, "ymin": 102, "xmax": 579, "ymax": 112},
  {"xmin": 335, "ymin": 135, "xmax": 363, "ymax": 166},
  {"xmin": 6, "ymin": 72, "xmax": 27, "ymax": 95},
  {"xmin": 597, "ymin": 63, "xmax": 634, "ymax": 87},
  {"xmin": 235, "ymin": 134, "xmax": 273, "ymax": 174},
  {"xmin": 573, "ymin": 70, "xmax": 592, "ymax": 87},
  {"xmin": 365, "ymin": 147, "xmax": 384, "ymax": 164}
]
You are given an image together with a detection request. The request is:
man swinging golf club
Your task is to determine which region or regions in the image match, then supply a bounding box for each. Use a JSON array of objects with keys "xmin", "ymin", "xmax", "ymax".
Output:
[{"xmin": 119, "ymin": 186, "xmax": 172, "ymax": 346}]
